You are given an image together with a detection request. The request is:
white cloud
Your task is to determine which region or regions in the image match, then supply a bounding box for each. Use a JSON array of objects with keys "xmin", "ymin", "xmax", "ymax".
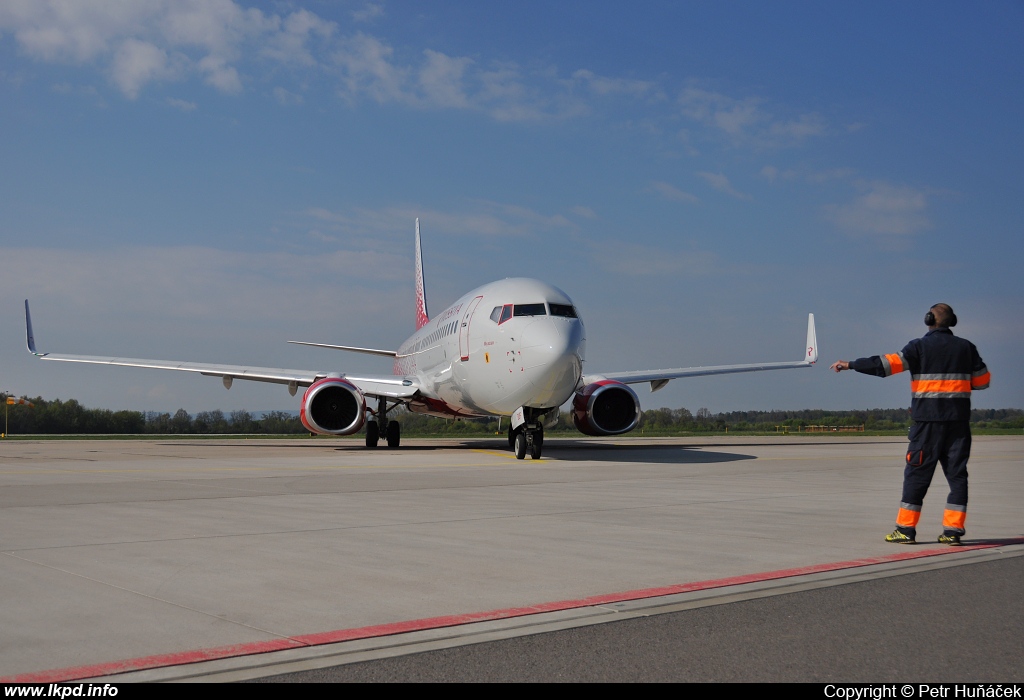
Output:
[
  {"xmin": 679, "ymin": 86, "xmax": 826, "ymax": 147},
  {"xmin": 761, "ymin": 165, "xmax": 849, "ymax": 183},
  {"xmin": 0, "ymin": 1, "xmax": 333, "ymax": 97},
  {"xmin": 805, "ymin": 167, "xmax": 855, "ymax": 183},
  {"xmin": 159, "ymin": 0, "xmax": 272, "ymax": 55},
  {"xmin": 680, "ymin": 87, "xmax": 763, "ymax": 137},
  {"xmin": 333, "ymin": 32, "xmax": 410, "ymax": 104},
  {"xmin": 570, "ymin": 206, "xmax": 598, "ymax": 220},
  {"xmin": 0, "ymin": 2, "xmax": 830, "ymax": 133},
  {"xmin": 110, "ymin": 39, "xmax": 175, "ymax": 99},
  {"xmin": 826, "ymin": 181, "xmax": 931, "ymax": 237},
  {"xmin": 305, "ymin": 201, "xmax": 576, "ymax": 244},
  {"xmin": 0, "ymin": 0, "xmax": 155, "ymax": 62},
  {"xmin": 769, "ymin": 113, "xmax": 826, "ymax": 139},
  {"xmin": 261, "ymin": 8, "xmax": 336, "ymax": 67},
  {"xmin": 197, "ymin": 53, "xmax": 241, "ymax": 93},
  {"xmin": 3, "ymin": 245, "xmax": 409, "ymax": 325},
  {"xmin": 352, "ymin": 3, "xmax": 384, "ymax": 23},
  {"xmin": 587, "ymin": 240, "xmax": 718, "ymax": 277},
  {"xmin": 329, "ymin": 38, "xmax": 584, "ymax": 122},
  {"xmin": 572, "ymin": 69, "xmax": 655, "ymax": 97},
  {"xmin": 418, "ymin": 50, "xmax": 472, "ymax": 109},
  {"xmin": 651, "ymin": 181, "xmax": 700, "ymax": 204},
  {"xmin": 272, "ymin": 86, "xmax": 303, "ymax": 105},
  {"xmin": 0, "ymin": 2, "xmax": 659, "ymax": 123},
  {"xmin": 697, "ymin": 171, "xmax": 751, "ymax": 200},
  {"xmin": 166, "ymin": 96, "xmax": 196, "ymax": 111}
]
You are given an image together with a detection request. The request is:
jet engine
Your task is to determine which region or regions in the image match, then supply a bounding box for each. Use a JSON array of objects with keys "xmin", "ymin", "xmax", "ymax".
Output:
[
  {"xmin": 571, "ymin": 380, "xmax": 641, "ymax": 436},
  {"xmin": 300, "ymin": 378, "xmax": 366, "ymax": 435}
]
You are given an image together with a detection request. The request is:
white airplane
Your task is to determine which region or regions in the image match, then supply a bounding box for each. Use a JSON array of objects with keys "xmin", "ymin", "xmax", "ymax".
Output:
[{"xmin": 25, "ymin": 220, "xmax": 818, "ymax": 459}]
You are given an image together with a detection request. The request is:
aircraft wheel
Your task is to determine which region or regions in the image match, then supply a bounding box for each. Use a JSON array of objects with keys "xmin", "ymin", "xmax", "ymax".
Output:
[
  {"xmin": 530, "ymin": 429, "xmax": 543, "ymax": 460},
  {"xmin": 365, "ymin": 421, "xmax": 379, "ymax": 448},
  {"xmin": 514, "ymin": 431, "xmax": 527, "ymax": 460},
  {"xmin": 386, "ymin": 420, "xmax": 401, "ymax": 448},
  {"xmin": 508, "ymin": 425, "xmax": 516, "ymax": 450}
]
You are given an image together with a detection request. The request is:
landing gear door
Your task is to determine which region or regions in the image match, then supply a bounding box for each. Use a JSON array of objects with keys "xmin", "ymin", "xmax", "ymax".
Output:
[{"xmin": 459, "ymin": 296, "xmax": 484, "ymax": 361}]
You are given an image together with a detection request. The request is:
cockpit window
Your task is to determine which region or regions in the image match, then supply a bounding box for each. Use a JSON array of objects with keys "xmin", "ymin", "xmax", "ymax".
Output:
[
  {"xmin": 513, "ymin": 303, "xmax": 546, "ymax": 317},
  {"xmin": 490, "ymin": 304, "xmax": 514, "ymax": 324},
  {"xmin": 549, "ymin": 303, "xmax": 577, "ymax": 318}
]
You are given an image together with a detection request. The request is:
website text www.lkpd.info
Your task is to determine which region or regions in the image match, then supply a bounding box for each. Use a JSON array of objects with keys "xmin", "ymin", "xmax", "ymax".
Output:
[{"xmin": 5, "ymin": 685, "xmax": 117, "ymax": 698}]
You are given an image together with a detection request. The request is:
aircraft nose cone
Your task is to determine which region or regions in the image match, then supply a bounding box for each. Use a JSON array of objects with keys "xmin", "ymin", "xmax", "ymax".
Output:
[{"xmin": 519, "ymin": 318, "xmax": 584, "ymax": 407}]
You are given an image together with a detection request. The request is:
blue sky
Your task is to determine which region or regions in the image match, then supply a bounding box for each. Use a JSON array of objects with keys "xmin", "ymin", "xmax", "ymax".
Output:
[{"xmin": 1, "ymin": 1, "xmax": 1021, "ymax": 415}]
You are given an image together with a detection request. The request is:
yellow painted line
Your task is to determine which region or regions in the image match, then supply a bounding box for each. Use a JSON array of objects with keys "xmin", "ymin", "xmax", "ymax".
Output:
[{"xmin": 471, "ymin": 448, "xmax": 520, "ymax": 460}]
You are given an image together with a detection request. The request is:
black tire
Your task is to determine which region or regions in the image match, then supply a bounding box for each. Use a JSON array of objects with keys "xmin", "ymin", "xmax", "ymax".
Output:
[
  {"xmin": 386, "ymin": 420, "xmax": 401, "ymax": 448},
  {"xmin": 514, "ymin": 431, "xmax": 527, "ymax": 460},
  {"xmin": 365, "ymin": 421, "xmax": 379, "ymax": 448},
  {"xmin": 508, "ymin": 425, "xmax": 516, "ymax": 450},
  {"xmin": 530, "ymin": 430, "xmax": 543, "ymax": 460}
]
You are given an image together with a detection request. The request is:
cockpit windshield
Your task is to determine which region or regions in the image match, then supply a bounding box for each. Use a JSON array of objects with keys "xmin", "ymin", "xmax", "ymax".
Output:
[
  {"xmin": 490, "ymin": 302, "xmax": 551, "ymax": 324},
  {"xmin": 513, "ymin": 303, "xmax": 546, "ymax": 317},
  {"xmin": 549, "ymin": 303, "xmax": 577, "ymax": 318}
]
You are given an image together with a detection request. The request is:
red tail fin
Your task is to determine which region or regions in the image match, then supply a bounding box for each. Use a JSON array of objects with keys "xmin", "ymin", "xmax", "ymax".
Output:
[{"xmin": 414, "ymin": 218, "xmax": 429, "ymax": 330}]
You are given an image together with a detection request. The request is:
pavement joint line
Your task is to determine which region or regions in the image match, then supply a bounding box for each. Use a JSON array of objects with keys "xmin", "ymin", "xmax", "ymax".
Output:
[
  {"xmin": 2, "ymin": 492, "xmax": 887, "ymax": 553},
  {"xmin": 6, "ymin": 539, "xmax": 1022, "ymax": 684},
  {"xmin": 0, "ymin": 460, "xmax": 511, "ymax": 476}
]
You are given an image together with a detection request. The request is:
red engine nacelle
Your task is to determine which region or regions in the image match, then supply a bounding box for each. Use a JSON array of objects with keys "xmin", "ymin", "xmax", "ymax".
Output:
[
  {"xmin": 571, "ymin": 380, "xmax": 642, "ymax": 436},
  {"xmin": 300, "ymin": 378, "xmax": 366, "ymax": 435}
]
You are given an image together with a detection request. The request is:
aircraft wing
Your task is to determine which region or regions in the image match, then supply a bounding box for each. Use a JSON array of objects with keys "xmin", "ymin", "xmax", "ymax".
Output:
[
  {"xmin": 24, "ymin": 301, "xmax": 420, "ymax": 400},
  {"xmin": 584, "ymin": 313, "xmax": 818, "ymax": 392},
  {"xmin": 286, "ymin": 340, "xmax": 397, "ymax": 357}
]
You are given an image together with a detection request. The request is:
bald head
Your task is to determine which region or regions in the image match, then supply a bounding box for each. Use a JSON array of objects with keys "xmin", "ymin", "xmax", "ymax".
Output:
[{"xmin": 927, "ymin": 303, "xmax": 957, "ymax": 328}]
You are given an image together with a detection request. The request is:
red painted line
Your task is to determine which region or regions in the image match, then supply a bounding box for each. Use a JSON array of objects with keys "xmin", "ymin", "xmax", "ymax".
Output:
[{"xmin": 3, "ymin": 540, "xmax": 1018, "ymax": 684}]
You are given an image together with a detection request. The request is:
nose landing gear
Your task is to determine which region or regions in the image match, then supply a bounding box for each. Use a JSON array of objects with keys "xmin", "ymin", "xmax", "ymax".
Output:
[{"xmin": 508, "ymin": 421, "xmax": 544, "ymax": 460}]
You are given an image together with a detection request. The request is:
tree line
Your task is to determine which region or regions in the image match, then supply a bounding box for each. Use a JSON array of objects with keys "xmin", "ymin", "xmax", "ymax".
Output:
[{"xmin": 2, "ymin": 394, "xmax": 1022, "ymax": 436}]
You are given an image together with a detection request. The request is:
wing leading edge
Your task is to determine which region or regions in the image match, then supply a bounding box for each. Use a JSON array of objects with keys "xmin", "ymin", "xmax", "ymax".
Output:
[
  {"xmin": 24, "ymin": 301, "xmax": 420, "ymax": 400},
  {"xmin": 585, "ymin": 313, "xmax": 818, "ymax": 392}
]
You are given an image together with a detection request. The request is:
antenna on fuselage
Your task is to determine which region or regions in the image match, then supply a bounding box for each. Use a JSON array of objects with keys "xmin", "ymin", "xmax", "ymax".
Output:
[{"xmin": 414, "ymin": 218, "xmax": 430, "ymax": 330}]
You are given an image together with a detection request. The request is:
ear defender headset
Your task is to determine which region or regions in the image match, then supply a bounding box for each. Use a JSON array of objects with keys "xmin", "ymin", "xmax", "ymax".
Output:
[{"xmin": 925, "ymin": 304, "xmax": 957, "ymax": 328}]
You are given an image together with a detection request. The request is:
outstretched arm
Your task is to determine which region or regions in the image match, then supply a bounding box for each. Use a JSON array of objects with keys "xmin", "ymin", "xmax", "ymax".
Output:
[{"xmin": 831, "ymin": 351, "xmax": 910, "ymax": 378}]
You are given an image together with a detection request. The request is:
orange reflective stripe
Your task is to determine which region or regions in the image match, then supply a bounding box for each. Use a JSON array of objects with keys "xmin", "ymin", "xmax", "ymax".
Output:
[
  {"xmin": 910, "ymin": 379, "xmax": 971, "ymax": 394},
  {"xmin": 896, "ymin": 507, "xmax": 921, "ymax": 528},
  {"xmin": 971, "ymin": 371, "xmax": 991, "ymax": 389},
  {"xmin": 884, "ymin": 353, "xmax": 905, "ymax": 375},
  {"xmin": 943, "ymin": 509, "xmax": 966, "ymax": 530}
]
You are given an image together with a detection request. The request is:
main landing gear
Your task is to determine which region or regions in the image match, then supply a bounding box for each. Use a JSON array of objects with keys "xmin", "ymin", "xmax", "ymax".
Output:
[
  {"xmin": 365, "ymin": 396, "xmax": 401, "ymax": 448},
  {"xmin": 508, "ymin": 422, "xmax": 543, "ymax": 460}
]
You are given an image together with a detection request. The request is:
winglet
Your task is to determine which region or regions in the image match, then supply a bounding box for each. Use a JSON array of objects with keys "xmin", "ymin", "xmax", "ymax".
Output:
[
  {"xmin": 25, "ymin": 300, "xmax": 46, "ymax": 356},
  {"xmin": 414, "ymin": 218, "xmax": 429, "ymax": 330},
  {"xmin": 805, "ymin": 313, "xmax": 818, "ymax": 364}
]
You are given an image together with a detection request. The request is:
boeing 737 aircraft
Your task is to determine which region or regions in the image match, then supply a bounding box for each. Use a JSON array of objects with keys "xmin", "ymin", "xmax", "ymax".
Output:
[{"xmin": 25, "ymin": 220, "xmax": 817, "ymax": 459}]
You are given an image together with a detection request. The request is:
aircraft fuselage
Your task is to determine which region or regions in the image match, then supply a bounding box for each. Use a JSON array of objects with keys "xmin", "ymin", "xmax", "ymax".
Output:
[{"xmin": 394, "ymin": 278, "xmax": 586, "ymax": 418}]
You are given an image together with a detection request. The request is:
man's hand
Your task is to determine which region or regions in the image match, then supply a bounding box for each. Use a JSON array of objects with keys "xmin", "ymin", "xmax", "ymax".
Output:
[{"xmin": 830, "ymin": 361, "xmax": 851, "ymax": 372}]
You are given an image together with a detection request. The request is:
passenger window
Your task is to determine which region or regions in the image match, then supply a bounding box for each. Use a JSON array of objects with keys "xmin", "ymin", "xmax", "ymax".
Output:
[{"xmin": 549, "ymin": 304, "xmax": 577, "ymax": 318}]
